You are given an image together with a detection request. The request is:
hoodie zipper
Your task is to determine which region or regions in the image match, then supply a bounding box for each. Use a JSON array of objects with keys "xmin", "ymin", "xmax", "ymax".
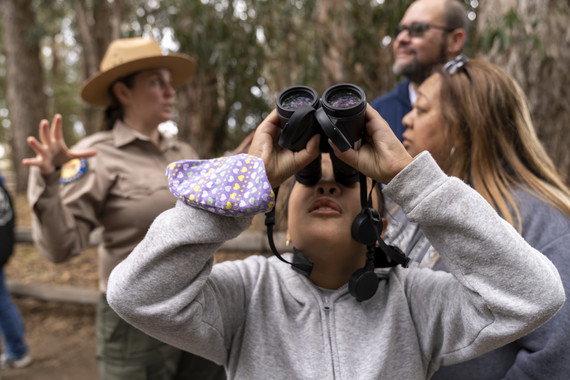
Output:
[{"xmin": 323, "ymin": 296, "xmax": 337, "ymax": 379}]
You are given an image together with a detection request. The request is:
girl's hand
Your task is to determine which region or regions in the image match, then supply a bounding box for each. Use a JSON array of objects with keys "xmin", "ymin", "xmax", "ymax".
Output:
[
  {"xmin": 331, "ymin": 105, "xmax": 413, "ymax": 184},
  {"xmin": 248, "ymin": 110, "xmax": 320, "ymax": 188},
  {"xmin": 22, "ymin": 114, "xmax": 97, "ymax": 175}
]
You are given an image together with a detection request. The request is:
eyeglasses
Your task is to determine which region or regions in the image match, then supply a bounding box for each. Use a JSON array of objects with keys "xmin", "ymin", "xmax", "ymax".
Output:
[
  {"xmin": 393, "ymin": 22, "xmax": 455, "ymax": 38},
  {"xmin": 443, "ymin": 54, "xmax": 471, "ymax": 81}
]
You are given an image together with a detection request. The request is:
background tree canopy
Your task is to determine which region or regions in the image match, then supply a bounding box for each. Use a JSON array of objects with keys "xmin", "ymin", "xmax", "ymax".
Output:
[{"xmin": 0, "ymin": 0, "xmax": 568, "ymax": 193}]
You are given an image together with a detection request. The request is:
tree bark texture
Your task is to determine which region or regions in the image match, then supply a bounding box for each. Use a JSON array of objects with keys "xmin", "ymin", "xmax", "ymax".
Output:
[
  {"xmin": 177, "ymin": 72, "xmax": 227, "ymax": 158},
  {"xmin": 1, "ymin": 0, "xmax": 47, "ymax": 193},
  {"xmin": 476, "ymin": 0, "xmax": 570, "ymax": 183},
  {"xmin": 74, "ymin": 0, "xmax": 120, "ymax": 135}
]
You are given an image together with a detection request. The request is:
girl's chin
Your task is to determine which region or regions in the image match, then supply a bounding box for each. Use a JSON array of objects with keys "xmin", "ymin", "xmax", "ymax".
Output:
[{"xmin": 292, "ymin": 235, "xmax": 360, "ymax": 253}]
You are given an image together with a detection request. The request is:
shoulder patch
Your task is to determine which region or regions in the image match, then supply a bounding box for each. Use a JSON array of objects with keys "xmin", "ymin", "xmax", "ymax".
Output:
[{"xmin": 60, "ymin": 158, "xmax": 88, "ymax": 184}]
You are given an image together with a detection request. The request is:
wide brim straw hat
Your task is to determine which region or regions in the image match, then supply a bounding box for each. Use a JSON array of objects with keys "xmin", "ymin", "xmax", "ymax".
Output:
[{"xmin": 80, "ymin": 37, "xmax": 197, "ymax": 106}]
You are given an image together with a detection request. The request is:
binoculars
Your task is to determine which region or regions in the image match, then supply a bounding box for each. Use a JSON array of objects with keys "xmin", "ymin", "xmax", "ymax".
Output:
[{"xmin": 276, "ymin": 83, "xmax": 366, "ymax": 186}]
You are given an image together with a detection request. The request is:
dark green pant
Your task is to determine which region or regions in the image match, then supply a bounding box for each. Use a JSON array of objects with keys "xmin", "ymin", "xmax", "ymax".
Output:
[{"xmin": 96, "ymin": 294, "xmax": 226, "ymax": 380}]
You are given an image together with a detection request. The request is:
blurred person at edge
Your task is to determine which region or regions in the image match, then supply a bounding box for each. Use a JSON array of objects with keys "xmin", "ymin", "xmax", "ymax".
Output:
[
  {"xmin": 0, "ymin": 173, "xmax": 33, "ymax": 372},
  {"xmin": 371, "ymin": 0, "xmax": 469, "ymax": 141},
  {"xmin": 22, "ymin": 37, "xmax": 226, "ymax": 380},
  {"xmin": 384, "ymin": 56, "xmax": 570, "ymax": 379}
]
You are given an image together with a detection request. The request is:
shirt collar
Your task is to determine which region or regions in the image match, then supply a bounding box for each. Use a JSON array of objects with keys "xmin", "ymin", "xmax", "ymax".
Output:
[
  {"xmin": 408, "ymin": 82, "xmax": 418, "ymax": 106},
  {"xmin": 112, "ymin": 120, "xmax": 141, "ymax": 147},
  {"xmin": 111, "ymin": 120, "xmax": 176, "ymax": 151}
]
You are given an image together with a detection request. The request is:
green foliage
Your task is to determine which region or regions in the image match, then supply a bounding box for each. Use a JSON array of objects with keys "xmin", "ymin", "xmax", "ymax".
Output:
[
  {"xmin": 155, "ymin": 0, "xmax": 273, "ymax": 152},
  {"xmin": 0, "ymin": 0, "xmax": 83, "ymax": 148},
  {"xmin": 138, "ymin": 0, "xmax": 422, "ymax": 154},
  {"xmin": 0, "ymin": 0, "xmax": 486, "ymax": 159}
]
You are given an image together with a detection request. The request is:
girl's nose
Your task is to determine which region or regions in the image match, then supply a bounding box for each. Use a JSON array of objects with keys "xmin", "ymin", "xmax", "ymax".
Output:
[{"xmin": 315, "ymin": 181, "xmax": 341, "ymax": 196}]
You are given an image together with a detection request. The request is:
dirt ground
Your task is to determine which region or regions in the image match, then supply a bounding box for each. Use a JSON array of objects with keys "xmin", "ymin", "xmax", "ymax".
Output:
[
  {"xmin": 2, "ymin": 194, "xmax": 261, "ymax": 380},
  {"xmin": 4, "ymin": 298, "xmax": 98, "ymax": 380},
  {"xmin": 3, "ymin": 243, "xmax": 99, "ymax": 380}
]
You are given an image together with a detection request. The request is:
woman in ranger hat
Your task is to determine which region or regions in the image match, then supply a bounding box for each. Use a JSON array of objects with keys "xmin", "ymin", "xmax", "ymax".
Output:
[{"xmin": 22, "ymin": 37, "xmax": 226, "ymax": 380}]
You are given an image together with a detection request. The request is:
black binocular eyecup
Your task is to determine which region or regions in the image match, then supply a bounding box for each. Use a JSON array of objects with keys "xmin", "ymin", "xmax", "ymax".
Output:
[
  {"xmin": 276, "ymin": 84, "xmax": 366, "ymax": 148},
  {"xmin": 278, "ymin": 105, "xmax": 316, "ymax": 152},
  {"xmin": 276, "ymin": 83, "xmax": 366, "ymax": 186}
]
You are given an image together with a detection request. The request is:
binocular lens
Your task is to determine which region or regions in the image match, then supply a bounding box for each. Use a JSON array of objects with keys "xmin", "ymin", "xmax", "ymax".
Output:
[
  {"xmin": 326, "ymin": 89, "xmax": 361, "ymax": 109},
  {"xmin": 280, "ymin": 91, "xmax": 316, "ymax": 111}
]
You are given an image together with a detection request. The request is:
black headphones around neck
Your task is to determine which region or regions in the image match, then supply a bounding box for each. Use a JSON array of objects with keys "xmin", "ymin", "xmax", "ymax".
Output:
[{"xmin": 265, "ymin": 173, "xmax": 410, "ymax": 302}]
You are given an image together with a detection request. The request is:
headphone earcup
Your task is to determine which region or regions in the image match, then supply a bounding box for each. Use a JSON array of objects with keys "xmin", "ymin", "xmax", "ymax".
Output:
[
  {"xmin": 351, "ymin": 209, "xmax": 381, "ymax": 245},
  {"xmin": 350, "ymin": 208, "xmax": 383, "ymax": 301},
  {"xmin": 349, "ymin": 268, "xmax": 380, "ymax": 302}
]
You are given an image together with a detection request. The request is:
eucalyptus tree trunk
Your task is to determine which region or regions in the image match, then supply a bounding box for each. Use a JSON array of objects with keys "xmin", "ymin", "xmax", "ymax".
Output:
[
  {"xmin": 177, "ymin": 73, "xmax": 227, "ymax": 158},
  {"xmin": 75, "ymin": 0, "xmax": 124, "ymax": 134},
  {"xmin": 476, "ymin": 0, "xmax": 570, "ymax": 182},
  {"xmin": 1, "ymin": 0, "xmax": 47, "ymax": 193},
  {"xmin": 315, "ymin": 0, "xmax": 352, "ymax": 85}
]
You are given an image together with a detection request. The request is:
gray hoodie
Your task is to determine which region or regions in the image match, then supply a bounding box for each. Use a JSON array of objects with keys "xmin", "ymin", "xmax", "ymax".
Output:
[{"xmin": 107, "ymin": 152, "xmax": 564, "ymax": 380}]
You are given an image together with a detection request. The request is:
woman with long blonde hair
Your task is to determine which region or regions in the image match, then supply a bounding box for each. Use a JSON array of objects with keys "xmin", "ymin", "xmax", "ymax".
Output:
[{"xmin": 394, "ymin": 56, "xmax": 570, "ymax": 379}]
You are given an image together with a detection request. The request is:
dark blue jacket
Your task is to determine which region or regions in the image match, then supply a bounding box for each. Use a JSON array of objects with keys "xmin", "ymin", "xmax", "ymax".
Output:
[
  {"xmin": 370, "ymin": 79, "xmax": 412, "ymax": 142},
  {"xmin": 0, "ymin": 178, "xmax": 15, "ymax": 268}
]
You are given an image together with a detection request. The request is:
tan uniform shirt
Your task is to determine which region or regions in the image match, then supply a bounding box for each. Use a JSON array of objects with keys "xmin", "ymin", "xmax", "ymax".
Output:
[{"xmin": 28, "ymin": 121, "xmax": 199, "ymax": 292}]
